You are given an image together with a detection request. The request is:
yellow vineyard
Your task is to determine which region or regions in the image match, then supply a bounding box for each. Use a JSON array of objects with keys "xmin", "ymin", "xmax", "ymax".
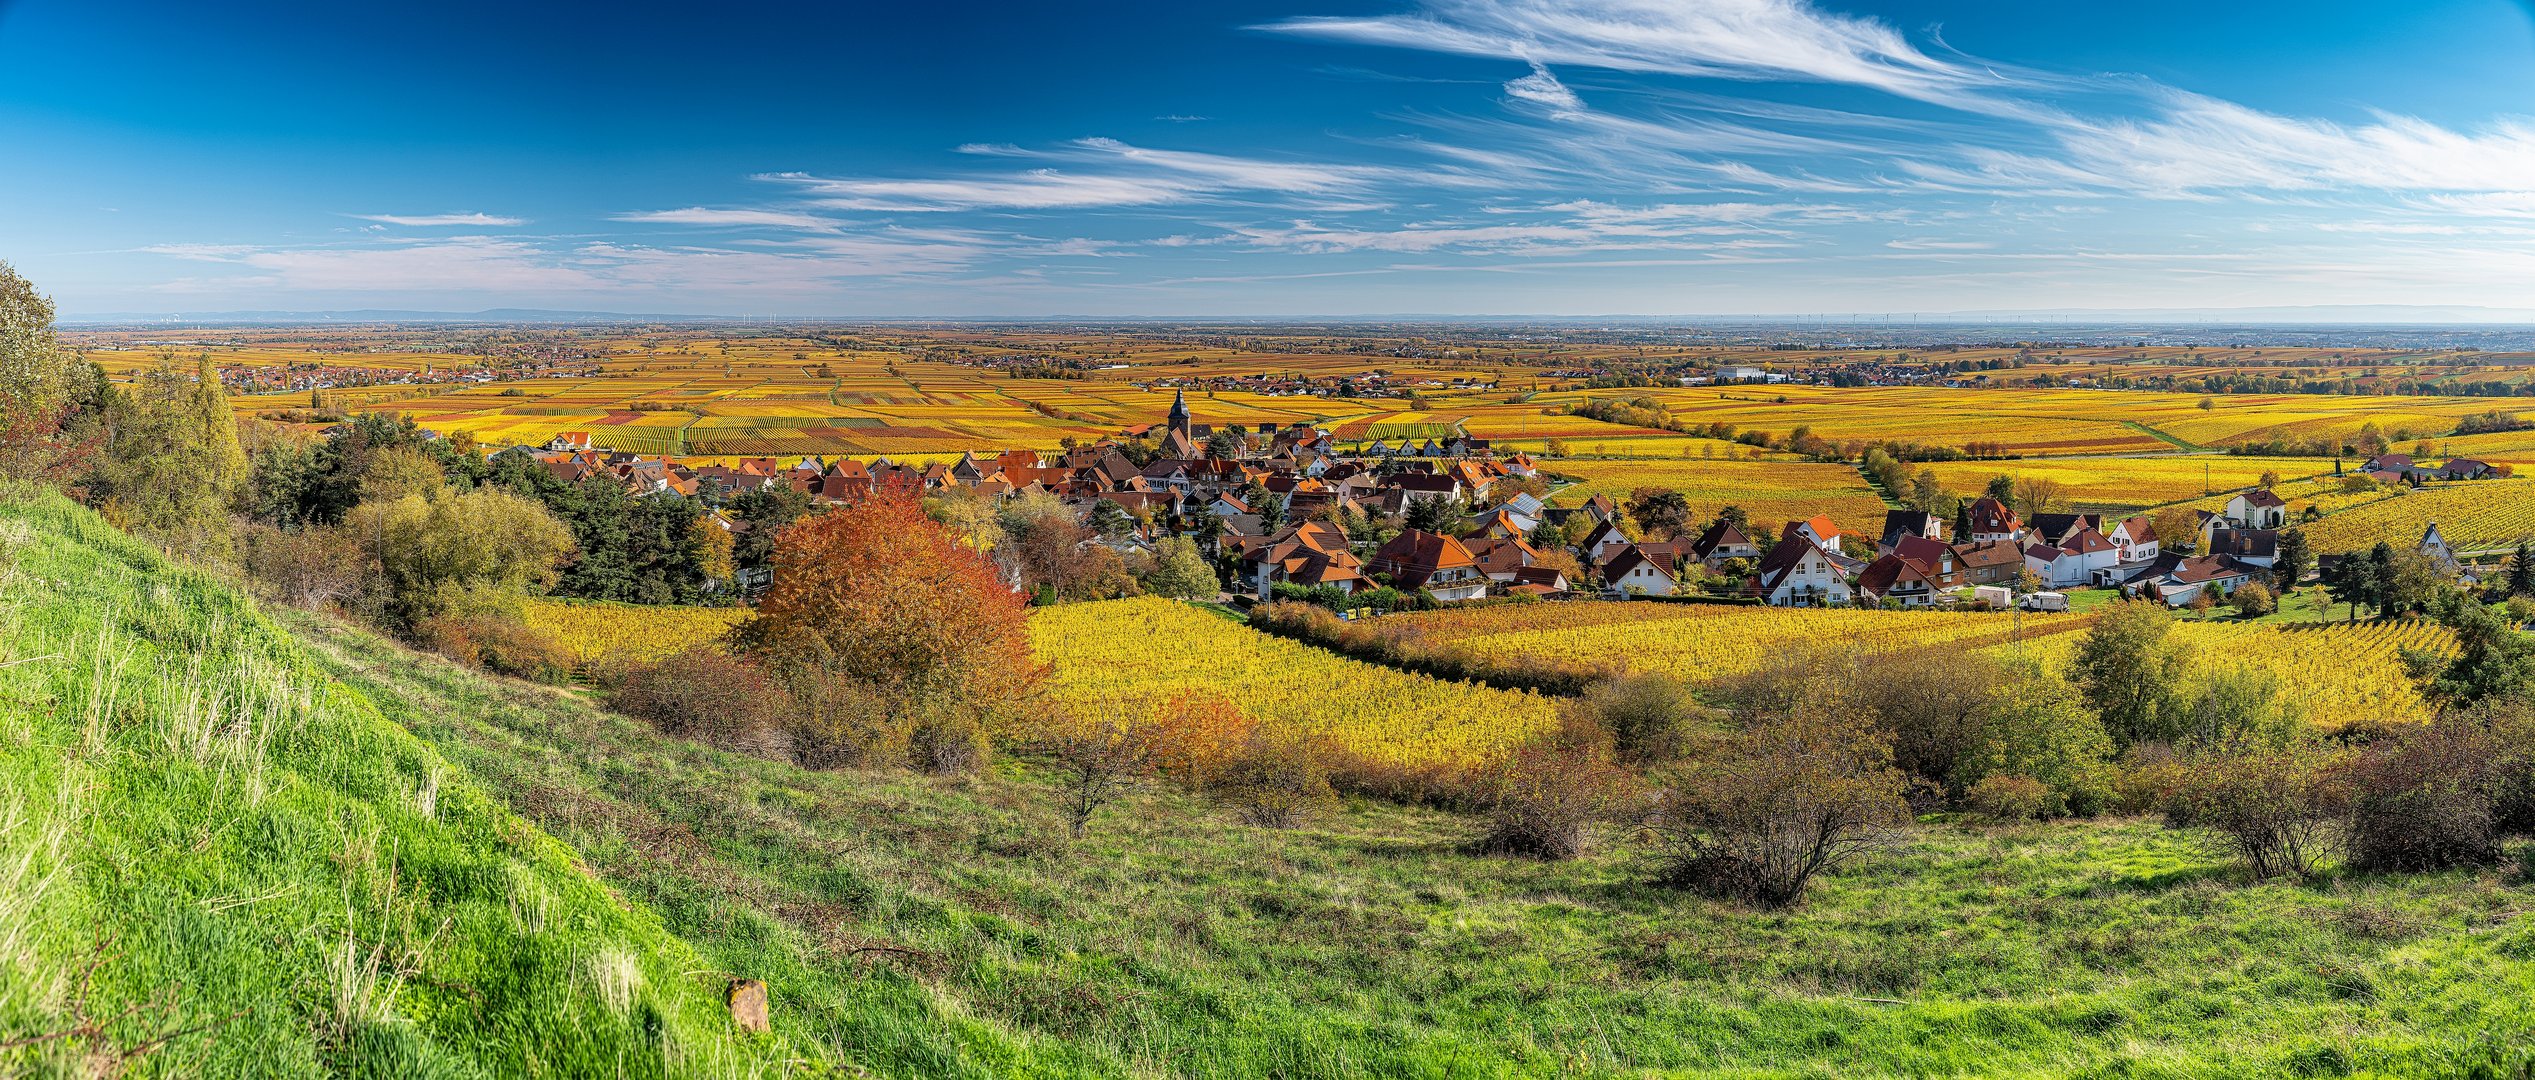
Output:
[
  {"xmin": 1544, "ymin": 459, "xmax": 1894, "ymax": 539},
  {"xmin": 1027, "ymin": 597, "xmax": 1560, "ymax": 772},
  {"xmin": 521, "ymin": 599, "xmax": 750, "ymax": 666}
]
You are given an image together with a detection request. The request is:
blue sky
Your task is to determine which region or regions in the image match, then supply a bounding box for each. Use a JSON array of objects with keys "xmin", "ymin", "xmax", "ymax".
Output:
[{"xmin": 4, "ymin": 0, "xmax": 2535, "ymax": 317}]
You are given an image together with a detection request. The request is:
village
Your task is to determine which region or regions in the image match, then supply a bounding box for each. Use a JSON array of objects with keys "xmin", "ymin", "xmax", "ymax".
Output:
[{"xmin": 487, "ymin": 390, "xmax": 2483, "ymax": 615}]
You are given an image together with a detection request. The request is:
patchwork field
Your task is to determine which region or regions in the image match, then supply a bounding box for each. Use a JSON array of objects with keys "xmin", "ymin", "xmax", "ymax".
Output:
[
  {"xmin": 1911, "ymin": 456, "xmax": 2343, "ymax": 513},
  {"xmin": 2297, "ymin": 478, "xmax": 2535, "ymax": 554},
  {"xmin": 1543, "ymin": 459, "xmax": 1894, "ymax": 538}
]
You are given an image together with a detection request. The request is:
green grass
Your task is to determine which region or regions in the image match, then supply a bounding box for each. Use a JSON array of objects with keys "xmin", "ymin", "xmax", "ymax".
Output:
[
  {"xmin": 0, "ymin": 491, "xmax": 811, "ymax": 1077},
  {"xmin": 282, "ymin": 608, "xmax": 2535, "ymax": 1077}
]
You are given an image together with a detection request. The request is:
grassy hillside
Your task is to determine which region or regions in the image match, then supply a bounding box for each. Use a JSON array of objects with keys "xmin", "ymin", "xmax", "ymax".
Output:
[
  {"xmin": 0, "ymin": 491, "xmax": 817, "ymax": 1077},
  {"xmin": 14, "ymin": 487, "xmax": 2535, "ymax": 1077},
  {"xmin": 281, "ymin": 604, "xmax": 2535, "ymax": 1076}
]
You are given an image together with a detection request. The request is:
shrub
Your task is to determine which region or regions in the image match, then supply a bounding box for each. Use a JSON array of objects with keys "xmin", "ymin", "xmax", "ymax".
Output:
[
  {"xmin": 1965, "ymin": 775, "xmax": 2051, "ymax": 821},
  {"xmin": 1466, "ymin": 719, "xmax": 1635, "ymax": 860},
  {"xmin": 777, "ymin": 666, "xmax": 909, "ymax": 770},
  {"xmin": 417, "ymin": 611, "xmax": 574, "ymax": 684},
  {"xmin": 611, "ymin": 648, "xmax": 791, "ymax": 748},
  {"xmin": 1206, "ymin": 727, "xmax": 1336, "ymax": 828},
  {"xmin": 2111, "ymin": 743, "xmax": 2187, "ymax": 815},
  {"xmin": 2231, "ymin": 581, "xmax": 2278, "ymax": 617},
  {"xmin": 1045, "ymin": 711, "xmax": 1160, "ymax": 839},
  {"xmin": 907, "ymin": 705, "xmax": 988, "ymax": 776},
  {"xmin": 2344, "ymin": 717, "xmax": 2502, "ymax": 873},
  {"xmin": 2162, "ymin": 741, "xmax": 2349, "ymax": 880},
  {"xmin": 1648, "ymin": 709, "xmax": 1909, "ymax": 909},
  {"xmin": 1580, "ymin": 673, "xmax": 1700, "ymax": 763}
]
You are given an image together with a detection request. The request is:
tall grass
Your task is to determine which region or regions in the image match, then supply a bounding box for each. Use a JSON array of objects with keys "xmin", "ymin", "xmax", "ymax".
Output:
[{"xmin": 0, "ymin": 491, "xmax": 804, "ymax": 1076}]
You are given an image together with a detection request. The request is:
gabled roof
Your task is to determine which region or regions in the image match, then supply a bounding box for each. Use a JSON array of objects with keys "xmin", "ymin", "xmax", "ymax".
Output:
[
  {"xmin": 1857, "ymin": 553, "xmax": 1937, "ymax": 596},
  {"xmin": 2060, "ymin": 526, "xmax": 2116, "ymax": 555},
  {"xmin": 1369, "ymin": 529, "xmax": 1478, "ymax": 590},
  {"xmin": 1754, "ymin": 533, "xmax": 1829, "ymax": 586},
  {"xmin": 1892, "ymin": 533, "xmax": 1953, "ymax": 575},
  {"xmin": 1691, "ymin": 519, "xmax": 1755, "ymax": 557},
  {"xmin": 1965, "ymin": 496, "xmax": 2020, "ymax": 534},
  {"xmin": 2239, "ymin": 488, "xmax": 2287, "ymax": 508}
]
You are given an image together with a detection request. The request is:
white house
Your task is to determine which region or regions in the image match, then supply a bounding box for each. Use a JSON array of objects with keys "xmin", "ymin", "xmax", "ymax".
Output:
[
  {"xmin": 2107, "ymin": 515, "xmax": 2161, "ymax": 565},
  {"xmin": 1601, "ymin": 546, "xmax": 1679, "ymax": 597},
  {"xmin": 1753, "ymin": 537, "xmax": 1852, "ymax": 606},
  {"xmin": 2225, "ymin": 489, "xmax": 2289, "ymax": 530}
]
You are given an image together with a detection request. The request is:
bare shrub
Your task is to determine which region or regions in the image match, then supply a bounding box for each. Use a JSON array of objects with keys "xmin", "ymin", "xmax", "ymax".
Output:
[
  {"xmin": 416, "ymin": 612, "xmax": 573, "ymax": 684},
  {"xmin": 1466, "ymin": 718, "xmax": 1636, "ymax": 859},
  {"xmin": 777, "ymin": 668, "xmax": 908, "ymax": 770},
  {"xmin": 907, "ymin": 706, "xmax": 988, "ymax": 776},
  {"xmin": 1648, "ymin": 709, "xmax": 1909, "ymax": 909},
  {"xmin": 2345, "ymin": 717, "xmax": 2502, "ymax": 873},
  {"xmin": 1045, "ymin": 712, "xmax": 1160, "ymax": 839},
  {"xmin": 1579, "ymin": 674, "xmax": 1701, "ymax": 764},
  {"xmin": 611, "ymin": 649, "xmax": 792, "ymax": 748},
  {"xmin": 2162, "ymin": 742, "xmax": 2350, "ymax": 880},
  {"xmin": 1206, "ymin": 727, "xmax": 1336, "ymax": 829},
  {"xmin": 239, "ymin": 522, "xmax": 371, "ymax": 611}
]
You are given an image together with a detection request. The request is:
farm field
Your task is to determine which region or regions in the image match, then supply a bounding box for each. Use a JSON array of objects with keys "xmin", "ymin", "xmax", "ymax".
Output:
[
  {"xmin": 74, "ymin": 326, "xmax": 2535, "ymax": 467},
  {"xmin": 520, "ymin": 598, "xmax": 749, "ymax": 668},
  {"xmin": 1369, "ymin": 603, "xmax": 2093, "ymax": 685},
  {"xmin": 2297, "ymin": 478, "xmax": 2535, "ymax": 553},
  {"xmin": 1028, "ymin": 597, "xmax": 1561, "ymax": 773},
  {"xmin": 1544, "ymin": 458, "xmax": 1894, "ymax": 537},
  {"xmin": 1374, "ymin": 600, "xmax": 2449, "ymax": 733},
  {"xmin": 1910, "ymin": 455, "xmax": 2342, "ymax": 513}
]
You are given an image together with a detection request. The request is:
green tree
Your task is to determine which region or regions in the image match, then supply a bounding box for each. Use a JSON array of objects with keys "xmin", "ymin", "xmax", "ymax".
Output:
[
  {"xmin": 1143, "ymin": 536, "xmax": 1218, "ymax": 599},
  {"xmin": 91, "ymin": 353, "xmax": 249, "ymax": 555},
  {"xmin": 1085, "ymin": 498, "xmax": 1137, "ymax": 540},
  {"xmin": 1628, "ymin": 489, "xmax": 1692, "ymax": 540},
  {"xmin": 2508, "ymin": 539, "xmax": 2535, "ymax": 598},
  {"xmin": 2427, "ymin": 599, "xmax": 2535, "ymax": 706},
  {"xmin": 350, "ymin": 486, "xmax": 576, "ymax": 626},
  {"xmin": 2273, "ymin": 528, "xmax": 2312, "ymax": 591},
  {"xmin": 2073, "ymin": 601, "xmax": 2185, "ymax": 747}
]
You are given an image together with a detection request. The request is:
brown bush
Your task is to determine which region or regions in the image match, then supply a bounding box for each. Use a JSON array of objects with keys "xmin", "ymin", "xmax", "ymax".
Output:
[
  {"xmin": 2111, "ymin": 743, "xmax": 2187, "ymax": 815},
  {"xmin": 2344, "ymin": 717, "xmax": 2502, "ymax": 873},
  {"xmin": 1648, "ymin": 708, "xmax": 1910, "ymax": 909},
  {"xmin": 1044, "ymin": 711, "xmax": 1161, "ymax": 839},
  {"xmin": 1466, "ymin": 719, "xmax": 1636, "ymax": 860},
  {"xmin": 908, "ymin": 706, "xmax": 989, "ymax": 776},
  {"xmin": 2162, "ymin": 742, "xmax": 2349, "ymax": 880},
  {"xmin": 611, "ymin": 649, "xmax": 793, "ymax": 748},
  {"xmin": 1964, "ymin": 775, "xmax": 2051, "ymax": 821},
  {"xmin": 1206, "ymin": 727, "xmax": 1336, "ymax": 829},
  {"xmin": 417, "ymin": 612, "xmax": 574, "ymax": 684},
  {"xmin": 1579, "ymin": 674, "xmax": 1702, "ymax": 764},
  {"xmin": 777, "ymin": 667, "xmax": 909, "ymax": 770}
]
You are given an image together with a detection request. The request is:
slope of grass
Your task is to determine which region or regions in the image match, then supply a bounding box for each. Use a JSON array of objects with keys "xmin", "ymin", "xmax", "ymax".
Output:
[
  {"xmin": 278, "ymin": 605, "xmax": 2535, "ymax": 1078},
  {"xmin": 0, "ymin": 491, "xmax": 815, "ymax": 1076}
]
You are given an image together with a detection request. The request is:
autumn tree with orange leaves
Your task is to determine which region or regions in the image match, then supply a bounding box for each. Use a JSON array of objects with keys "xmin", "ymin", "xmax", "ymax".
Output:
[{"xmin": 737, "ymin": 488, "xmax": 1042, "ymax": 772}]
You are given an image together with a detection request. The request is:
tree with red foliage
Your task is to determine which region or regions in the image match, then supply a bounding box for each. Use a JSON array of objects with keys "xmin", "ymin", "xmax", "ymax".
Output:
[{"xmin": 736, "ymin": 488, "xmax": 1043, "ymax": 770}]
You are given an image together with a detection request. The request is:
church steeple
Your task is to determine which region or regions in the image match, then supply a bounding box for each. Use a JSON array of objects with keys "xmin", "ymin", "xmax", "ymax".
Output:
[{"xmin": 1168, "ymin": 388, "xmax": 1191, "ymax": 438}]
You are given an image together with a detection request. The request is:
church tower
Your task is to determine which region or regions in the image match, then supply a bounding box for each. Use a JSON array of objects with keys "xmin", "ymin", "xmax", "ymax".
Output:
[{"xmin": 1168, "ymin": 388, "xmax": 1192, "ymax": 441}]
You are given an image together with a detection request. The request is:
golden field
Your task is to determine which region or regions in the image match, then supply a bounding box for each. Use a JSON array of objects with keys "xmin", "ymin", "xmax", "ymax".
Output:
[
  {"xmin": 1028, "ymin": 597, "xmax": 1560, "ymax": 772},
  {"xmin": 1910, "ymin": 456, "xmax": 2342, "ymax": 513},
  {"xmin": 73, "ymin": 327, "xmax": 2535, "ymax": 467},
  {"xmin": 1544, "ymin": 459, "xmax": 1894, "ymax": 539},
  {"xmin": 521, "ymin": 598, "xmax": 749, "ymax": 667}
]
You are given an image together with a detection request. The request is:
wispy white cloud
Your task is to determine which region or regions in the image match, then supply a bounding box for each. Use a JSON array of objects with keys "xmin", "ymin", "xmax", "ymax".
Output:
[
  {"xmin": 1503, "ymin": 63, "xmax": 1583, "ymax": 113},
  {"xmin": 1264, "ymin": 0, "xmax": 1996, "ymax": 107},
  {"xmin": 349, "ymin": 212, "xmax": 527, "ymax": 227},
  {"xmin": 613, "ymin": 207, "xmax": 837, "ymax": 230},
  {"xmin": 763, "ymin": 137, "xmax": 1441, "ymax": 212}
]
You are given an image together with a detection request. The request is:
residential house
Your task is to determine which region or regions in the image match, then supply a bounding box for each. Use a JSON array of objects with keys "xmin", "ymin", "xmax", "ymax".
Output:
[
  {"xmin": 1243, "ymin": 521, "xmax": 1365, "ymax": 599},
  {"xmin": 1856, "ymin": 552, "xmax": 1943, "ymax": 607},
  {"xmin": 1601, "ymin": 544, "xmax": 1680, "ymax": 597},
  {"xmin": 1876, "ymin": 510, "xmax": 1946, "ymax": 554},
  {"xmin": 1788, "ymin": 514, "xmax": 1843, "ymax": 554},
  {"xmin": 2225, "ymin": 488, "xmax": 2289, "ymax": 530},
  {"xmin": 2126, "ymin": 554, "xmax": 2259, "ymax": 607},
  {"xmin": 1752, "ymin": 535, "xmax": 1852, "ymax": 606},
  {"xmin": 1369, "ymin": 530, "xmax": 1490, "ymax": 602},
  {"xmin": 2106, "ymin": 515, "xmax": 2161, "ymax": 565},
  {"xmin": 1963, "ymin": 496, "xmax": 2023, "ymax": 544},
  {"xmin": 1689, "ymin": 519, "xmax": 1761, "ymax": 567},
  {"xmin": 1950, "ymin": 539, "xmax": 2025, "ymax": 586}
]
